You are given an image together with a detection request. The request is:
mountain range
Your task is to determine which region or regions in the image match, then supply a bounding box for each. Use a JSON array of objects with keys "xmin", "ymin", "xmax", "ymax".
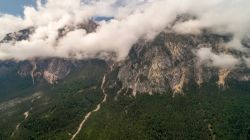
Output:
[{"xmin": 0, "ymin": 20, "xmax": 250, "ymax": 140}]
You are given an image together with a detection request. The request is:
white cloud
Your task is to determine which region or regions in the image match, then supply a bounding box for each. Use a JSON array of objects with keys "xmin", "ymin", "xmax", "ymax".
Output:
[
  {"xmin": 0, "ymin": 0, "xmax": 249, "ymax": 64},
  {"xmin": 196, "ymin": 47, "xmax": 240, "ymax": 68},
  {"xmin": 244, "ymin": 57, "xmax": 250, "ymax": 68}
]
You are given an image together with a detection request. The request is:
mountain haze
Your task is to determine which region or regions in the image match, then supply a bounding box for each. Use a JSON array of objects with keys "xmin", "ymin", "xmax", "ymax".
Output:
[{"xmin": 0, "ymin": 0, "xmax": 250, "ymax": 140}]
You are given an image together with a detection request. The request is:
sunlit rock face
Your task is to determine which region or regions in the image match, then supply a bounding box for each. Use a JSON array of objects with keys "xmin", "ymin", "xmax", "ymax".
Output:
[{"xmin": 115, "ymin": 32, "xmax": 250, "ymax": 95}]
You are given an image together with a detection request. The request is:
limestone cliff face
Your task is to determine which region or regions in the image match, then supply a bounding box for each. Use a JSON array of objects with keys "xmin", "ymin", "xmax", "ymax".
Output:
[
  {"xmin": 113, "ymin": 32, "xmax": 250, "ymax": 95},
  {"xmin": 0, "ymin": 20, "xmax": 98, "ymax": 85},
  {"xmin": 3, "ymin": 59, "xmax": 75, "ymax": 84}
]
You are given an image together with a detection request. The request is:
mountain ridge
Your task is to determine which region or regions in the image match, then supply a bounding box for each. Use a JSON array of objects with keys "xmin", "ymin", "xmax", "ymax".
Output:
[{"xmin": 0, "ymin": 20, "xmax": 250, "ymax": 97}]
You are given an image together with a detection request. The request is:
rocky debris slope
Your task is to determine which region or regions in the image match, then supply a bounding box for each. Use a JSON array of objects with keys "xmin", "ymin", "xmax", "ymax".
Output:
[
  {"xmin": 112, "ymin": 32, "xmax": 250, "ymax": 95},
  {"xmin": 0, "ymin": 20, "xmax": 98, "ymax": 84}
]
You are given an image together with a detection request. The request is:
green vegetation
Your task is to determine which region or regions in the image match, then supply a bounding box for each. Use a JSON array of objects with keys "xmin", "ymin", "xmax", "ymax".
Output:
[
  {"xmin": 0, "ymin": 61, "xmax": 249, "ymax": 140},
  {"xmin": 75, "ymin": 85, "xmax": 250, "ymax": 140},
  {"xmin": 0, "ymin": 60, "xmax": 107, "ymax": 140},
  {"xmin": 0, "ymin": 66, "xmax": 34, "ymax": 102}
]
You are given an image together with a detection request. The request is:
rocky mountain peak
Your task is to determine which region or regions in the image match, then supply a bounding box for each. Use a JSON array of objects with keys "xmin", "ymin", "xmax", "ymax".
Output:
[
  {"xmin": 0, "ymin": 21, "xmax": 249, "ymax": 96},
  {"xmin": 0, "ymin": 27, "xmax": 35, "ymax": 43},
  {"xmin": 0, "ymin": 20, "xmax": 98, "ymax": 84}
]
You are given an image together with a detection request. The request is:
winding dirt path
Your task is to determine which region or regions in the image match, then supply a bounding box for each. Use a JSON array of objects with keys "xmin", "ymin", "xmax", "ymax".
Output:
[
  {"xmin": 70, "ymin": 75, "xmax": 107, "ymax": 140},
  {"xmin": 11, "ymin": 110, "xmax": 30, "ymax": 137},
  {"xmin": 10, "ymin": 93, "xmax": 41, "ymax": 137},
  {"xmin": 208, "ymin": 123, "xmax": 216, "ymax": 140}
]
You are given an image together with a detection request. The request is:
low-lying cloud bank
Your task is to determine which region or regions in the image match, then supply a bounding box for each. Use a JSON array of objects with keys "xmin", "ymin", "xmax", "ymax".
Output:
[{"xmin": 0, "ymin": 0, "xmax": 250, "ymax": 68}]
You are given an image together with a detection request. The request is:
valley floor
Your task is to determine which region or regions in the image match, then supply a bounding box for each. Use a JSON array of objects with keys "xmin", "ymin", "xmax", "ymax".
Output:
[{"xmin": 0, "ymin": 78, "xmax": 250, "ymax": 140}]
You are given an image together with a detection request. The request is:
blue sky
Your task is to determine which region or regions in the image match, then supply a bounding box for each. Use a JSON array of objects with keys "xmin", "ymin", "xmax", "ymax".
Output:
[{"xmin": 0, "ymin": 0, "xmax": 36, "ymax": 16}]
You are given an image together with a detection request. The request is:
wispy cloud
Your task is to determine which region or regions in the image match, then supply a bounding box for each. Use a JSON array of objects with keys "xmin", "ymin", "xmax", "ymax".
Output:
[{"xmin": 0, "ymin": 0, "xmax": 249, "ymax": 68}]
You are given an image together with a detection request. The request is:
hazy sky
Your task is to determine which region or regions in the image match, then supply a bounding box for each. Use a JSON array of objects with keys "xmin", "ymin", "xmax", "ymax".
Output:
[{"xmin": 0, "ymin": 0, "xmax": 35, "ymax": 15}]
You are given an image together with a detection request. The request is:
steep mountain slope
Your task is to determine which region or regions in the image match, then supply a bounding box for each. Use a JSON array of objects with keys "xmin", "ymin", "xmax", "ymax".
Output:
[
  {"xmin": 1, "ymin": 29, "xmax": 249, "ymax": 98},
  {"xmin": 109, "ymin": 32, "xmax": 250, "ymax": 96},
  {"xmin": 0, "ymin": 20, "xmax": 250, "ymax": 140},
  {"xmin": 0, "ymin": 20, "xmax": 98, "ymax": 101}
]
